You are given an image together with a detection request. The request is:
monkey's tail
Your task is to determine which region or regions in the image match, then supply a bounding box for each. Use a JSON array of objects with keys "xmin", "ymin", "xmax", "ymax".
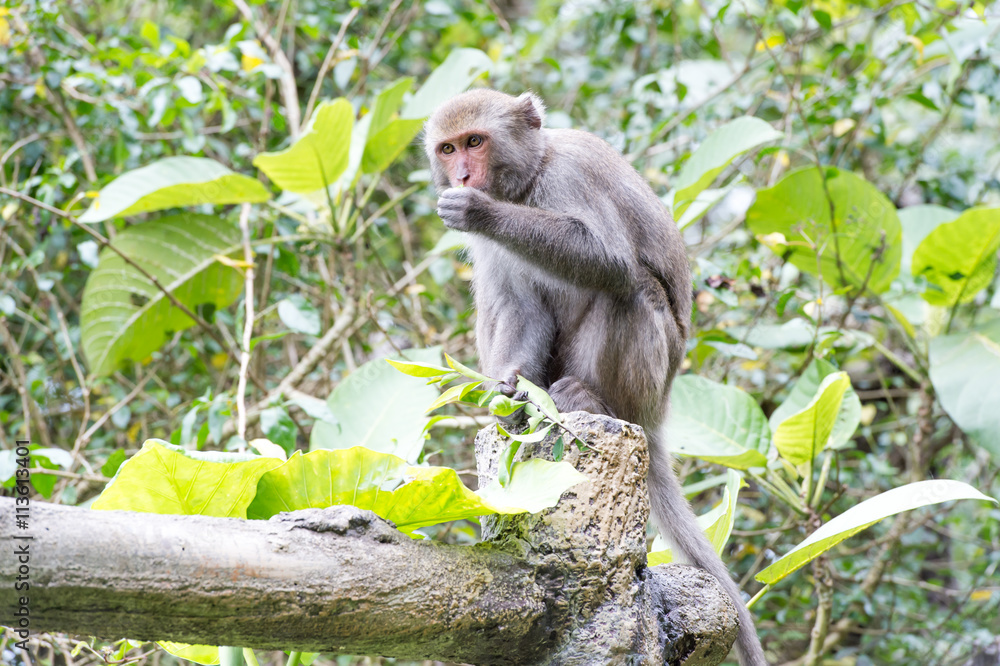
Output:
[{"xmin": 646, "ymin": 430, "xmax": 768, "ymax": 666}]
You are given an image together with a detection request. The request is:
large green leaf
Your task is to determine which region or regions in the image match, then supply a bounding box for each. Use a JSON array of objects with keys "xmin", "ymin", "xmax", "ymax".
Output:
[
  {"xmin": 756, "ymin": 480, "xmax": 996, "ymax": 585},
  {"xmin": 898, "ymin": 205, "xmax": 959, "ymax": 275},
  {"xmin": 78, "ymin": 157, "xmax": 270, "ymax": 223},
  {"xmin": 668, "ymin": 375, "xmax": 771, "ymax": 470},
  {"xmin": 80, "ymin": 214, "xmax": 243, "ymax": 377},
  {"xmin": 747, "ymin": 166, "xmax": 902, "ymax": 295},
  {"xmin": 310, "ymin": 348, "xmax": 442, "ymax": 462},
  {"xmin": 648, "ymin": 470, "xmax": 743, "ymax": 565},
  {"xmin": 92, "ymin": 440, "xmax": 282, "ymax": 517},
  {"xmin": 400, "ymin": 48, "xmax": 494, "ymax": 119},
  {"xmin": 672, "ymin": 117, "xmax": 782, "ymax": 219},
  {"xmin": 772, "ymin": 372, "xmax": 850, "ymax": 466},
  {"xmin": 911, "ymin": 207, "xmax": 1000, "ymax": 307},
  {"xmin": 929, "ymin": 318, "xmax": 1000, "ymax": 458},
  {"xmin": 362, "ymin": 78, "xmax": 426, "ymax": 174},
  {"xmin": 246, "ymin": 447, "xmax": 587, "ymax": 534},
  {"xmin": 253, "ymin": 98, "xmax": 354, "ymax": 193},
  {"xmin": 769, "ymin": 359, "xmax": 861, "ymax": 451}
]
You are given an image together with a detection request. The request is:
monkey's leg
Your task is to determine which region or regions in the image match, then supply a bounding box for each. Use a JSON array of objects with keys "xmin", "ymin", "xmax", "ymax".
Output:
[
  {"xmin": 548, "ymin": 376, "xmax": 616, "ymax": 417},
  {"xmin": 647, "ymin": 431, "xmax": 768, "ymax": 666}
]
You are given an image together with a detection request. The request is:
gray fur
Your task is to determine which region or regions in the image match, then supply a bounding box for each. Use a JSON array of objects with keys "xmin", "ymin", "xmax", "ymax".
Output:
[{"xmin": 427, "ymin": 90, "xmax": 767, "ymax": 666}]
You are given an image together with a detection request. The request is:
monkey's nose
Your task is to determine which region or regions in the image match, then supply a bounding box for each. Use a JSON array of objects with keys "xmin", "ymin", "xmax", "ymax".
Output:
[{"xmin": 461, "ymin": 174, "xmax": 470, "ymax": 185}]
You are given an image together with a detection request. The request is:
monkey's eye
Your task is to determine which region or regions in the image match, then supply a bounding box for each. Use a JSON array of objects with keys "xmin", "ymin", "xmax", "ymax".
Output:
[
  {"xmin": 468, "ymin": 135, "xmax": 482, "ymax": 148},
  {"xmin": 441, "ymin": 143, "xmax": 455, "ymax": 155}
]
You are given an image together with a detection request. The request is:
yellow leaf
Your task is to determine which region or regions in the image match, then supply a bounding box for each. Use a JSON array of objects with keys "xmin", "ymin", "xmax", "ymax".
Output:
[
  {"xmin": 905, "ymin": 35, "xmax": 924, "ymax": 63},
  {"xmin": 241, "ymin": 54, "xmax": 264, "ymax": 72},
  {"xmin": 210, "ymin": 353, "xmax": 228, "ymax": 369},
  {"xmin": 0, "ymin": 16, "xmax": 10, "ymax": 47},
  {"xmin": 756, "ymin": 35, "xmax": 785, "ymax": 51},
  {"xmin": 832, "ymin": 118, "xmax": 856, "ymax": 138},
  {"xmin": 128, "ymin": 421, "xmax": 142, "ymax": 441},
  {"xmin": 970, "ymin": 589, "xmax": 992, "ymax": 602},
  {"xmin": 859, "ymin": 404, "xmax": 877, "ymax": 427}
]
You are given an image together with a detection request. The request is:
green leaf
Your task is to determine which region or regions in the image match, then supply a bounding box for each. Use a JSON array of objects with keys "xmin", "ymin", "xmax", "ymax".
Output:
[
  {"xmin": 246, "ymin": 447, "xmax": 587, "ymax": 534},
  {"xmin": 425, "ymin": 380, "xmax": 482, "ymax": 413},
  {"xmin": 772, "ymin": 372, "xmax": 850, "ymax": 466},
  {"xmin": 101, "ymin": 449, "xmax": 126, "ymax": 478},
  {"xmin": 898, "ymin": 205, "xmax": 959, "ymax": 275},
  {"xmin": 747, "ymin": 166, "xmax": 902, "ymax": 295},
  {"xmin": 929, "ymin": 318, "xmax": 1000, "ymax": 458},
  {"xmin": 385, "ymin": 358, "xmax": 453, "ymax": 377},
  {"xmin": 368, "ymin": 78, "xmax": 413, "ymax": 135},
  {"xmin": 92, "ymin": 440, "xmax": 282, "ymax": 517},
  {"xmin": 277, "ymin": 295, "xmax": 321, "ymax": 336},
  {"xmin": 675, "ymin": 184, "xmax": 739, "ymax": 230},
  {"xmin": 489, "ymin": 394, "xmax": 527, "ymax": 417},
  {"xmin": 649, "ymin": 470, "xmax": 743, "ymax": 565},
  {"xmin": 158, "ymin": 643, "xmax": 218, "ymax": 666},
  {"xmin": 253, "ymin": 98, "xmax": 353, "ymax": 193},
  {"xmin": 78, "ymin": 157, "xmax": 270, "ymax": 223},
  {"xmin": 477, "ymin": 457, "xmax": 589, "ymax": 514},
  {"xmin": 401, "ymin": 48, "xmax": 494, "ymax": 119},
  {"xmin": 311, "ymin": 348, "xmax": 441, "ymax": 462},
  {"xmin": 80, "ymin": 214, "xmax": 244, "ymax": 377},
  {"xmin": 756, "ymin": 480, "xmax": 997, "ymax": 585},
  {"xmin": 672, "ymin": 117, "xmax": 782, "ymax": 218},
  {"xmin": 667, "ymin": 375, "xmax": 771, "ymax": 470},
  {"xmin": 911, "ymin": 207, "xmax": 1000, "ymax": 307},
  {"xmin": 444, "ymin": 353, "xmax": 490, "ymax": 381},
  {"xmin": 769, "ymin": 359, "xmax": 861, "ymax": 451},
  {"xmin": 516, "ymin": 375, "xmax": 560, "ymax": 420}
]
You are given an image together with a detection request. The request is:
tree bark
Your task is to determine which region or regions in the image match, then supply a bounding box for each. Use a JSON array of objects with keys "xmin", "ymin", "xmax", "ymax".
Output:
[{"xmin": 0, "ymin": 413, "xmax": 737, "ymax": 665}]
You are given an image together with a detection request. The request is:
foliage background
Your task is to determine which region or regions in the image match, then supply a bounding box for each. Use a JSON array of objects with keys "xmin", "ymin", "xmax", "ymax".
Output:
[{"xmin": 1, "ymin": 0, "xmax": 999, "ymax": 665}]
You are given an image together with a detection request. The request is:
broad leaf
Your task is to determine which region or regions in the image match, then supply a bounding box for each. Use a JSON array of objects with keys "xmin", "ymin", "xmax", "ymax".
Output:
[
  {"xmin": 92, "ymin": 440, "xmax": 282, "ymax": 517},
  {"xmin": 929, "ymin": 318, "xmax": 1000, "ymax": 458},
  {"xmin": 668, "ymin": 375, "xmax": 771, "ymax": 470},
  {"xmin": 747, "ymin": 167, "xmax": 902, "ymax": 295},
  {"xmin": 158, "ymin": 643, "xmax": 218, "ymax": 666},
  {"xmin": 898, "ymin": 205, "xmax": 959, "ymax": 275},
  {"xmin": 769, "ymin": 359, "xmax": 861, "ymax": 451},
  {"xmin": 253, "ymin": 98, "xmax": 353, "ymax": 193},
  {"xmin": 246, "ymin": 447, "xmax": 587, "ymax": 534},
  {"xmin": 360, "ymin": 78, "xmax": 425, "ymax": 174},
  {"xmin": 756, "ymin": 480, "xmax": 996, "ymax": 585},
  {"xmin": 78, "ymin": 157, "xmax": 270, "ymax": 223},
  {"xmin": 672, "ymin": 117, "xmax": 782, "ymax": 218},
  {"xmin": 310, "ymin": 347, "xmax": 441, "ymax": 462},
  {"xmin": 772, "ymin": 372, "xmax": 850, "ymax": 465},
  {"xmin": 401, "ymin": 48, "xmax": 493, "ymax": 119},
  {"xmin": 80, "ymin": 214, "xmax": 243, "ymax": 377},
  {"xmin": 911, "ymin": 207, "xmax": 1000, "ymax": 307}
]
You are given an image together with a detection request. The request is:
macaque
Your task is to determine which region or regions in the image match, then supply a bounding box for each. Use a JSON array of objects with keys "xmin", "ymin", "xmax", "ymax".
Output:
[{"xmin": 424, "ymin": 89, "xmax": 766, "ymax": 666}]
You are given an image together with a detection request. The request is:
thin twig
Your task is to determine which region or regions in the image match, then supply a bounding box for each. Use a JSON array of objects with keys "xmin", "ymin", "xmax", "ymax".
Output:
[
  {"xmin": 236, "ymin": 203, "xmax": 255, "ymax": 448},
  {"xmin": 304, "ymin": 7, "xmax": 360, "ymax": 124}
]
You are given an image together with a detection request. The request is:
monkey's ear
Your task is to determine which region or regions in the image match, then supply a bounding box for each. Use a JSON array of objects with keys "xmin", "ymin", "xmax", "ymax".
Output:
[{"xmin": 517, "ymin": 92, "xmax": 545, "ymax": 130}]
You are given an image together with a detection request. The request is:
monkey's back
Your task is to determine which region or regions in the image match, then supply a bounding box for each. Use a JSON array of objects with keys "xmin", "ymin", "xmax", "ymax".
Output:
[{"xmin": 530, "ymin": 128, "xmax": 692, "ymax": 340}]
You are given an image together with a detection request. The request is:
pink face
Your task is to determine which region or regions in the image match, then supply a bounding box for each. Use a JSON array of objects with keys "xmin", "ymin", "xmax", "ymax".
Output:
[{"xmin": 436, "ymin": 132, "xmax": 490, "ymax": 189}]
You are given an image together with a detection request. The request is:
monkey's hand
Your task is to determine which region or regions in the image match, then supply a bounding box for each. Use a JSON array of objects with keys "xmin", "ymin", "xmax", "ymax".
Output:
[
  {"xmin": 437, "ymin": 187, "xmax": 493, "ymax": 232},
  {"xmin": 496, "ymin": 373, "xmax": 529, "ymax": 426}
]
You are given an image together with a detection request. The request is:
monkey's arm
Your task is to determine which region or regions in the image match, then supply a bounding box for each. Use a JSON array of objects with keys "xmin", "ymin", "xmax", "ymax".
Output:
[{"xmin": 438, "ymin": 188, "xmax": 636, "ymax": 293}]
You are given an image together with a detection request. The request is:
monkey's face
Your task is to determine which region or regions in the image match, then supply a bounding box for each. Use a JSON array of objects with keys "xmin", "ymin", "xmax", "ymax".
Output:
[{"xmin": 434, "ymin": 132, "xmax": 491, "ymax": 190}]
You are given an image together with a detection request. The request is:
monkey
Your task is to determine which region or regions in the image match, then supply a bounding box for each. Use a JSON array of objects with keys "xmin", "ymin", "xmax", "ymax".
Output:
[{"xmin": 424, "ymin": 89, "xmax": 767, "ymax": 666}]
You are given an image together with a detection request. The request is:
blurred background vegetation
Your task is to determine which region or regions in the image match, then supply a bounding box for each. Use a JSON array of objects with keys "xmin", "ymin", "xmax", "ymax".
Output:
[{"xmin": 1, "ymin": 0, "xmax": 999, "ymax": 665}]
